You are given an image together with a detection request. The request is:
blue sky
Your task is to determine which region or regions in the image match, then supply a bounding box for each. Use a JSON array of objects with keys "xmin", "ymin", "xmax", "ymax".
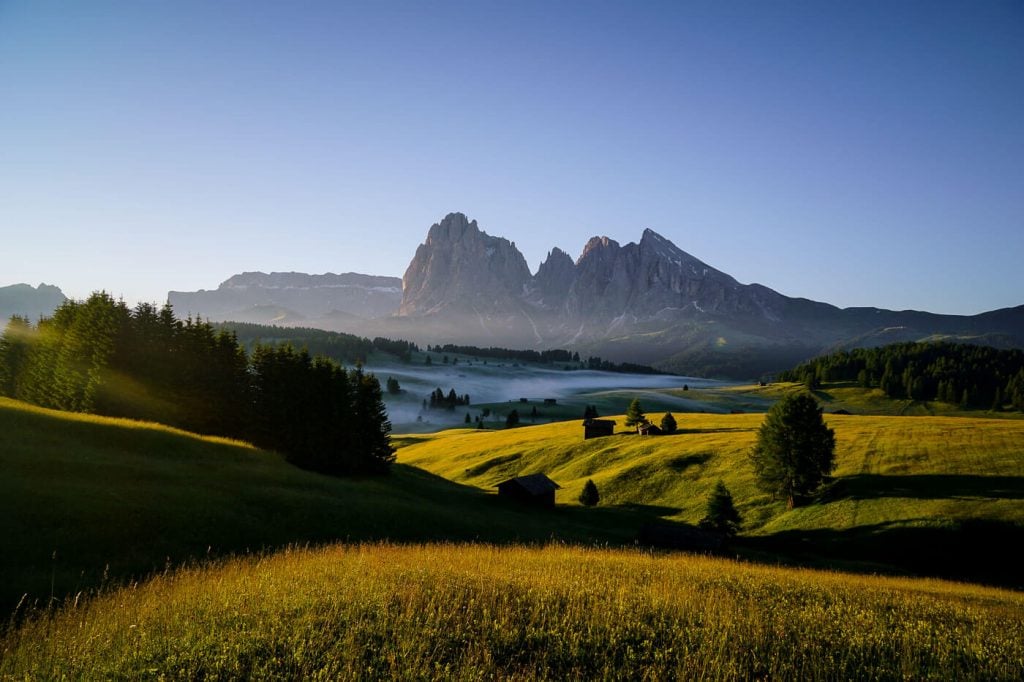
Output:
[{"xmin": 1, "ymin": 1, "xmax": 1021, "ymax": 314}]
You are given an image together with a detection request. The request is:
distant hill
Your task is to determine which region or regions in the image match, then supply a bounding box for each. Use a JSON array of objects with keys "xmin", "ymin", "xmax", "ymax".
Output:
[
  {"xmin": 0, "ymin": 397, "xmax": 648, "ymax": 613},
  {"xmin": 400, "ymin": 411, "xmax": 1024, "ymax": 586},
  {"xmin": 0, "ymin": 283, "xmax": 66, "ymax": 323},
  {"xmin": 168, "ymin": 271, "xmax": 402, "ymax": 324}
]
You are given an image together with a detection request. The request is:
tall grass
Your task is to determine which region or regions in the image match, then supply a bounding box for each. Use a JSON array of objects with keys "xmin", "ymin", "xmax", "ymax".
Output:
[{"xmin": 3, "ymin": 543, "xmax": 1022, "ymax": 680}]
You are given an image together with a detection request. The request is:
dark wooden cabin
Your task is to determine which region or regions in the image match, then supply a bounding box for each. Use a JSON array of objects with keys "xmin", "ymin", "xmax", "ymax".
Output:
[
  {"xmin": 583, "ymin": 418, "xmax": 615, "ymax": 439},
  {"xmin": 496, "ymin": 474, "xmax": 560, "ymax": 508}
]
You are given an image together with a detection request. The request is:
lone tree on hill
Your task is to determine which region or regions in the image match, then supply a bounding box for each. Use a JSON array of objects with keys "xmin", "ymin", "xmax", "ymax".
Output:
[
  {"xmin": 579, "ymin": 479, "xmax": 600, "ymax": 506},
  {"xmin": 749, "ymin": 393, "xmax": 835, "ymax": 508},
  {"xmin": 699, "ymin": 480, "xmax": 741, "ymax": 537},
  {"xmin": 660, "ymin": 412, "xmax": 677, "ymax": 434},
  {"xmin": 625, "ymin": 398, "xmax": 646, "ymax": 428}
]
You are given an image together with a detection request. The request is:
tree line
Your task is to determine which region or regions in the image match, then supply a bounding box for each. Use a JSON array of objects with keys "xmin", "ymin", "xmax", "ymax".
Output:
[
  {"xmin": 0, "ymin": 294, "xmax": 394, "ymax": 475},
  {"xmin": 779, "ymin": 342, "xmax": 1024, "ymax": 411},
  {"xmin": 215, "ymin": 323, "xmax": 420, "ymax": 365},
  {"xmin": 427, "ymin": 344, "xmax": 578, "ymax": 364}
]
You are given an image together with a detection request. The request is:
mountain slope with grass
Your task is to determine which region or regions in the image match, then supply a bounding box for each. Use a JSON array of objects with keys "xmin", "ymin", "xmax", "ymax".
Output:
[{"xmin": 399, "ymin": 411, "xmax": 1024, "ymax": 584}]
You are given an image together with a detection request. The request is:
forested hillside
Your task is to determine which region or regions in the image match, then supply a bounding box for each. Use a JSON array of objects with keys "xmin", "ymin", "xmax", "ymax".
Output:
[
  {"xmin": 0, "ymin": 294, "xmax": 393, "ymax": 474},
  {"xmin": 780, "ymin": 342, "xmax": 1024, "ymax": 411}
]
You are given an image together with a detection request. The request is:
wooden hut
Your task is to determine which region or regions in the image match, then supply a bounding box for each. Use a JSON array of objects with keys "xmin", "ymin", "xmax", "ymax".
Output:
[
  {"xmin": 634, "ymin": 419, "xmax": 659, "ymax": 436},
  {"xmin": 583, "ymin": 418, "xmax": 615, "ymax": 439},
  {"xmin": 496, "ymin": 474, "xmax": 560, "ymax": 508}
]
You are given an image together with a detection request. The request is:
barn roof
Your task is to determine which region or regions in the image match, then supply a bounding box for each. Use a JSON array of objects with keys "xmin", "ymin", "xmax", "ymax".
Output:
[{"xmin": 497, "ymin": 473, "xmax": 561, "ymax": 495}]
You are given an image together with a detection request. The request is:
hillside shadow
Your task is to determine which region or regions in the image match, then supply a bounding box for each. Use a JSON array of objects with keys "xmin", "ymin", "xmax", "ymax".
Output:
[
  {"xmin": 829, "ymin": 474, "xmax": 1024, "ymax": 501},
  {"xmin": 666, "ymin": 453, "xmax": 712, "ymax": 472},
  {"xmin": 740, "ymin": 519, "xmax": 1024, "ymax": 589}
]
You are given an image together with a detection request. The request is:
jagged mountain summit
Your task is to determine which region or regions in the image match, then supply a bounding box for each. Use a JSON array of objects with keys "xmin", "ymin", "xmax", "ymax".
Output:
[
  {"xmin": 166, "ymin": 212, "xmax": 1024, "ymax": 377},
  {"xmin": 391, "ymin": 213, "xmax": 1024, "ymax": 376},
  {"xmin": 400, "ymin": 213, "xmax": 532, "ymax": 316}
]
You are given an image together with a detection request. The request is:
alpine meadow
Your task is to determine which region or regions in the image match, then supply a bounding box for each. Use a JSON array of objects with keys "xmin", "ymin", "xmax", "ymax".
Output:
[{"xmin": 3, "ymin": 2, "xmax": 1024, "ymax": 679}]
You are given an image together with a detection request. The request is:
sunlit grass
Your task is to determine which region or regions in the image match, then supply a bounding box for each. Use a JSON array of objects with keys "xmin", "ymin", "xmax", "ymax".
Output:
[
  {"xmin": 398, "ymin": 411, "xmax": 1024, "ymax": 535},
  {"xmin": 3, "ymin": 543, "xmax": 1022, "ymax": 680}
]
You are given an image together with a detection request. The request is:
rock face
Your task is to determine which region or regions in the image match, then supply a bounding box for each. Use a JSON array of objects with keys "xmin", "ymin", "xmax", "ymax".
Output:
[
  {"xmin": 390, "ymin": 213, "xmax": 1024, "ymax": 376},
  {"xmin": 163, "ymin": 211, "xmax": 1024, "ymax": 377},
  {"xmin": 169, "ymin": 272, "xmax": 402, "ymax": 324},
  {"xmin": 0, "ymin": 283, "xmax": 67, "ymax": 322},
  {"xmin": 400, "ymin": 213, "xmax": 532, "ymax": 316}
]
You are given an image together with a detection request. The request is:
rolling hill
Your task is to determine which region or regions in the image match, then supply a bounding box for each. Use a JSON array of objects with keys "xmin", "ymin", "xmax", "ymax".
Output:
[
  {"xmin": 399, "ymin": 409, "xmax": 1024, "ymax": 584},
  {"xmin": 0, "ymin": 398, "xmax": 654, "ymax": 613},
  {"xmin": 4, "ymin": 543, "xmax": 1022, "ymax": 680}
]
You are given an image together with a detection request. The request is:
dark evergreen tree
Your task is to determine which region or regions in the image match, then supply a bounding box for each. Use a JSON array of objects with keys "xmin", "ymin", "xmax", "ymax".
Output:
[
  {"xmin": 386, "ymin": 376, "xmax": 401, "ymax": 395},
  {"xmin": 624, "ymin": 398, "xmax": 645, "ymax": 428},
  {"xmin": 465, "ymin": 412, "xmax": 471, "ymax": 424},
  {"xmin": 579, "ymin": 479, "xmax": 600, "ymax": 507},
  {"xmin": 0, "ymin": 316, "xmax": 32, "ymax": 397},
  {"xmin": 506, "ymin": 409, "xmax": 520, "ymax": 428},
  {"xmin": 699, "ymin": 480, "xmax": 741, "ymax": 536},
  {"xmin": 750, "ymin": 394, "xmax": 836, "ymax": 508},
  {"xmin": 582, "ymin": 405, "xmax": 599, "ymax": 419},
  {"xmin": 660, "ymin": 412, "xmax": 677, "ymax": 434},
  {"xmin": 348, "ymin": 367, "xmax": 396, "ymax": 474}
]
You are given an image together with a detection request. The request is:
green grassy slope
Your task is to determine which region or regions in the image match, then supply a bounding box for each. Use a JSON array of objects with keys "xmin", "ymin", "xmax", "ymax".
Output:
[
  {"xmin": 4, "ymin": 543, "xmax": 1023, "ymax": 680},
  {"xmin": 399, "ymin": 411, "xmax": 1024, "ymax": 583},
  {"xmin": 0, "ymin": 398, "xmax": 657, "ymax": 613}
]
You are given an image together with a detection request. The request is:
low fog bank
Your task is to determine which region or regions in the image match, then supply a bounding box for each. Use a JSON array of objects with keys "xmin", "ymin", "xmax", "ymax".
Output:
[{"xmin": 362, "ymin": 362, "xmax": 730, "ymax": 432}]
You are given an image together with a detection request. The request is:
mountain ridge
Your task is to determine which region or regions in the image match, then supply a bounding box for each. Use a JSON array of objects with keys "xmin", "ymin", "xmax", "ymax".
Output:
[{"xmin": 163, "ymin": 212, "xmax": 1024, "ymax": 377}]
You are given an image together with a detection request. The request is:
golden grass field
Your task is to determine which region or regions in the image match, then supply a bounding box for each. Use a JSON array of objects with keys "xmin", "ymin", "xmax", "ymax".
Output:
[
  {"xmin": 4, "ymin": 543, "xmax": 1023, "ymax": 680},
  {"xmin": 398, "ymin": 410, "xmax": 1024, "ymax": 534},
  {"xmin": 3, "ymin": 391, "xmax": 1024, "ymax": 678}
]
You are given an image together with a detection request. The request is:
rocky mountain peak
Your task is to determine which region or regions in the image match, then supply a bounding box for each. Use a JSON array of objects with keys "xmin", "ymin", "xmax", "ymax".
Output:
[
  {"xmin": 530, "ymin": 247, "xmax": 577, "ymax": 308},
  {"xmin": 400, "ymin": 213, "xmax": 532, "ymax": 316},
  {"xmin": 578, "ymin": 236, "xmax": 620, "ymax": 264}
]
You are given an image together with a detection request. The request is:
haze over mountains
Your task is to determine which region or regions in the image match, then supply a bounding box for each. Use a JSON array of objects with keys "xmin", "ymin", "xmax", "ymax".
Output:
[
  {"xmin": 161, "ymin": 213, "xmax": 1024, "ymax": 377},
  {"xmin": 168, "ymin": 272, "xmax": 401, "ymax": 326},
  {"xmin": 5, "ymin": 213, "xmax": 1023, "ymax": 377}
]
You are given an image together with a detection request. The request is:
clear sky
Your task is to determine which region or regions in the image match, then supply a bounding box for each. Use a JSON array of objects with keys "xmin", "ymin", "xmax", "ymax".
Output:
[{"xmin": 1, "ymin": 1, "xmax": 1021, "ymax": 314}]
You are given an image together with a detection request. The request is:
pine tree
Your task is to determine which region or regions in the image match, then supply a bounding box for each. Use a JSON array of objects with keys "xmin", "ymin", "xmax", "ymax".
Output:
[
  {"xmin": 579, "ymin": 479, "xmax": 600, "ymax": 507},
  {"xmin": 624, "ymin": 398, "xmax": 645, "ymax": 428},
  {"xmin": 506, "ymin": 409, "xmax": 520, "ymax": 428},
  {"xmin": 699, "ymin": 480, "xmax": 742, "ymax": 537},
  {"xmin": 660, "ymin": 412, "xmax": 677, "ymax": 434},
  {"xmin": 750, "ymin": 393, "xmax": 836, "ymax": 508}
]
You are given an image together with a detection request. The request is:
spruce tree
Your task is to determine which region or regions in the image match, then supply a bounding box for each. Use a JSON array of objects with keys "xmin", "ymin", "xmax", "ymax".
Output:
[
  {"xmin": 660, "ymin": 412, "xmax": 677, "ymax": 434},
  {"xmin": 506, "ymin": 409, "xmax": 520, "ymax": 428},
  {"xmin": 699, "ymin": 480, "xmax": 741, "ymax": 536},
  {"xmin": 579, "ymin": 479, "xmax": 600, "ymax": 506},
  {"xmin": 624, "ymin": 398, "xmax": 645, "ymax": 428},
  {"xmin": 749, "ymin": 393, "xmax": 836, "ymax": 508}
]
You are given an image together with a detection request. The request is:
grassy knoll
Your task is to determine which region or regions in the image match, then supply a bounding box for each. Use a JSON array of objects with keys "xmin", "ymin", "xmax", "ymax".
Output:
[
  {"xmin": 674, "ymin": 380, "xmax": 1024, "ymax": 418},
  {"xmin": 0, "ymin": 398, "xmax": 664, "ymax": 613},
  {"xmin": 399, "ymin": 412, "xmax": 1024, "ymax": 584},
  {"xmin": 3, "ymin": 543, "xmax": 1022, "ymax": 680}
]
